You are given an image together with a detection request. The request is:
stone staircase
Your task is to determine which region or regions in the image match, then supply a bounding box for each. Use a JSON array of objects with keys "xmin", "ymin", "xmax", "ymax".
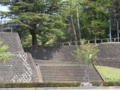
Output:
[
  {"xmin": 35, "ymin": 60, "xmax": 103, "ymax": 82},
  {"xmin": 25, "ymin": 45, "xmax": 107, "ymax": 82},
  {"xmin": 24, "ymin": 41, "xmax": 120, "ymax": 82}
]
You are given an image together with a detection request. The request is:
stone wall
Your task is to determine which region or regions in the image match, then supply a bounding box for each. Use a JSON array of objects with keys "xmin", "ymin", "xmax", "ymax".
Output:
[
  {"xmin": 96, "ymin": 43, "xmax": 120, "ymax": 68},
  {"xmin": 0, "ymin": 32, "xmax": 39, "ymax": 82},
  {"xmin": 24, "ymin": 43, "xmax": 120, "ymax": 68},
  {"xmin": 0, "ymin": 32, "xmax": 23, "ymax": 52},
  {"xmin": 24, "ymin": 46, "xmax": 77, "ymax": 62}
]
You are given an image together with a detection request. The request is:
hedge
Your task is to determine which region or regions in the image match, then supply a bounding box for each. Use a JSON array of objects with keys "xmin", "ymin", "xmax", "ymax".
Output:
[
  {"xmin": 92, "ymin": 82, "xmax": 120, "ymax": 86},
  {"xmin": 0, "ymin": 82, "xmax": 120, "ymax": 88},
  {"xmin": 0, "ymin": 82, "xmax": 80, "ymax": 88}
]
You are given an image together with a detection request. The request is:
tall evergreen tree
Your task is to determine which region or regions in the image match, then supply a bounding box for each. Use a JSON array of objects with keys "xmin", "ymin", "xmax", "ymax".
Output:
[
  {"xmin": 0, "ymin": 0, "xmax": 68, "ymax": 46},
  {"xmin": 79, "ymin": 0, "xmax": 111, "ymax": 39}
]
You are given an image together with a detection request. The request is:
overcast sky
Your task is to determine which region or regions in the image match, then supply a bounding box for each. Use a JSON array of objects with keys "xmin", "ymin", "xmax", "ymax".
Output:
[
  {"xmin": 0, "ymin": 6, "xmax": 9, "ymax": 12},
  {"xmin": 0, "ymin": 5, "xmax": 10, "ymax": 23}
]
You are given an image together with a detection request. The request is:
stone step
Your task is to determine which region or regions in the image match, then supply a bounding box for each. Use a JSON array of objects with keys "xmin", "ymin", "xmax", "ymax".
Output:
[{"xmin": 39, "ymin": 65, "xmax": 102, "ymax": 82}]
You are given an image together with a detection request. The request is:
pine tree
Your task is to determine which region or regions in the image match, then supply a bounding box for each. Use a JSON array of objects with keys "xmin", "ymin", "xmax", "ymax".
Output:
[{"xmin": 0, "ymin": 0, "xmax": 68, "ymax": 46}]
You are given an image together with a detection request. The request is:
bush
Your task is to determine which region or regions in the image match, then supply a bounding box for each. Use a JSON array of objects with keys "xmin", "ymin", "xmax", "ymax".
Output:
[
  {"xmin": 91, "ymin": 82, "xmax": 120, "ymax": 86},
  {"xmin": 1, "ymin": 82, "xmax": 120, "ymax": 88},
  {"xmin": 0, "ymin": 82, "xmax": 80, "ymax": 88}
]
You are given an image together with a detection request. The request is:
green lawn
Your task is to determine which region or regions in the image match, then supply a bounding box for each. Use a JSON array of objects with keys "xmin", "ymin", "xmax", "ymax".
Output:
[
  {"xmin": 102, "ymin": 42, "xmax": 120, "ymax": 44},
  {"xmin": 96, "ymin": 66, "xmax": 120, "ymax": 82}
]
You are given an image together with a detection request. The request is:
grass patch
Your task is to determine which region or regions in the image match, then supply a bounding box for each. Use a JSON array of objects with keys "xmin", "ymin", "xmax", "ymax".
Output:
[
  {"xmin": 101, "ymin": 42, "xmax": 120, "ymax": 44},
  {"xmin": 96, "ymin": 66, "xmax": 120, "ymax": 82}
]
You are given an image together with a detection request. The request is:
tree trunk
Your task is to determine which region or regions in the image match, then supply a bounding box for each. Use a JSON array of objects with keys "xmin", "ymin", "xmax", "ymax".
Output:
[
  {"xmin": 83, "ymin": 63, "xmax": 90, "ymax": 82},
  {"xmin": 76, "ymin": 0, "xmax": 81, "ymax": 40},
  {"xmin": 29, "ymin": 29, "xmax": 38, "ymax": 46},
  {"xmin": 70, "ymin": 0, "xmax": 77, "ymax": 45}
]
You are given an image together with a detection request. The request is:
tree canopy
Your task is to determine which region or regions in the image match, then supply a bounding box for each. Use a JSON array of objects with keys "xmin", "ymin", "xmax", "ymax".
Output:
[
  {"xmin": 1, "ymin": 0, "xmax": 68, "ymax": 46},
  {"xmin": 0, "ymin": 0, "xmax": 119, "ymax": 46}
]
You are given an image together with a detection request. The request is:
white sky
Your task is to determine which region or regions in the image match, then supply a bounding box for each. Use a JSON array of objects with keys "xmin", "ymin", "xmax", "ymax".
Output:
[
  {"xmin": 0, "ymin": 5, "xmax": 10, "ymax": 23},
  {"xmin": 0, "ymin": 5, "xmax": 9, "ymax": 12}
]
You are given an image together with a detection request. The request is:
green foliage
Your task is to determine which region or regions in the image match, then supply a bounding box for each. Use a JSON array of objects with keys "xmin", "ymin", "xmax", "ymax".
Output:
[
  {"xmin": 0, "ymin": 82, "xmax": 120, "ymax": 87},
  {"xmin": 81, "ymin": 0, "xmax": 110, "ymax": 39},
  {"xmin": 0, "ymin": 41, "xmax": 11, "ymax": 61},
  {"xmin": 0, "ymin": 82, "xmax": 80, "ymax": 88},
  {"xmin": 22, "ymin": 34, "xmax": 32, "ymax": 47},
  {"xmin": 22, "ymin": 33, "xmax": 57, "ymax": 47},
  {"xmin": 1, "ymin": 0, "xmax": 118, "ymax": 46},
  {"xmin": 89, "ymin": 20, "xmax": 108, "ymax": 39},
  {"xmin": 91, "ymin": 82, "xmax": 120, "ymax": 86},
  {"xmin": 69, "ymin": 0, "xmax": 111, "ymax": 40},
  {"xmin": 1, "ymin": 0, "xmax": 69, "ymax": 46},
  {"xmin": 73, "ymin": 39, "xmax": 99, "ymax": 65}
]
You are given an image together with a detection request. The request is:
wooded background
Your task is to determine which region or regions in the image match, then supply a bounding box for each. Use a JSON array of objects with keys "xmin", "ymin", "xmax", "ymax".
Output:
[{"xmin": 0, "ymin": 0, "xmax": 120, "ymax": 46}]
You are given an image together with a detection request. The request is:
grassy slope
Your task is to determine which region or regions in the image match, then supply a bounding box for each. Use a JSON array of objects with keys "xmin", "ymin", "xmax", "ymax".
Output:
[{"xmin": 96, "ymin": 66, "xmax": 120, "ymax": 82}]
